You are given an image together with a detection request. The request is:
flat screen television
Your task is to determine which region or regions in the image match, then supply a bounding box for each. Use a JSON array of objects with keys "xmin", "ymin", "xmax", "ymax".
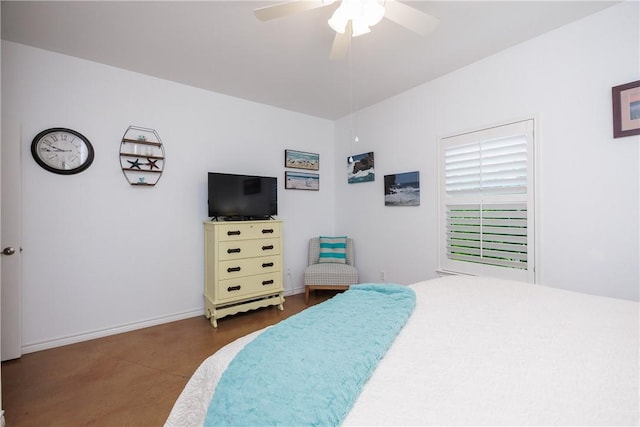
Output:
[{"xmin": 208, "ymin": 172, "xmax": 277, "ymax": 220}]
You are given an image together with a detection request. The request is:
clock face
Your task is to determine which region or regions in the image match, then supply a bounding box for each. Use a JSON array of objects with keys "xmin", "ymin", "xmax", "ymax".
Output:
[{"xmin": 31, "ymin": 128, "xmax": 94, "ymax": 175}]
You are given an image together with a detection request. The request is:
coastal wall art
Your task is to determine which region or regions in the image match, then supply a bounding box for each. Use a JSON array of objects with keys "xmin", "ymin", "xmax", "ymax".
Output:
[
  {"xmin": 384, "ymin": 171, "xmax": 420, "ymax": 206},
  {"xmin": 285, "ymin": 149, "xmax": 319, "ymax": 170},
  {"xmin": 612, "ymin": 80, "xmax": 640, "ymax": 138},
  {"xmin": 347, "ymin": 152, "xmax": 374, "ymax": 184},
  {"xmin": 285, "ymin": 171, "xmax": 319, "ymax": 190}
]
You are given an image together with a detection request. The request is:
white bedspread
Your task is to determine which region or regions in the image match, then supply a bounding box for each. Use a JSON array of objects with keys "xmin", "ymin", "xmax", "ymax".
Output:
[{"xmin": 166, "ymin": 275, "xmax": 639, "ymax": 426}]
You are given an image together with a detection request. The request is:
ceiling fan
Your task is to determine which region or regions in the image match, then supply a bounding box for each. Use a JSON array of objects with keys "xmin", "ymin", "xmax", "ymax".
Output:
[{"xmin": 254, "ymin": 0, "xmax": 440, "ymax": 60}]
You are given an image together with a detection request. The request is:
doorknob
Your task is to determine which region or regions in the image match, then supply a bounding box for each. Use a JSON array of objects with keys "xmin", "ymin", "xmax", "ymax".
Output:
[{"xmin": 2, "ymin": 247, "xmax": 16, "ymax": 256}]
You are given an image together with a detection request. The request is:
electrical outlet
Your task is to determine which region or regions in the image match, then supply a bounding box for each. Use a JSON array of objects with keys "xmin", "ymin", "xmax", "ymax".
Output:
[{"xmin": 380, "ymin": 271, "xmax": 386, "ymax": 282}]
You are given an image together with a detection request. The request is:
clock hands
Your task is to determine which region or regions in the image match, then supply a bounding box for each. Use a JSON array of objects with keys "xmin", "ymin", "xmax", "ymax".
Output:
[{"xmin": 41, "ymin": 146, "xmax": 72, "ymax": 153}]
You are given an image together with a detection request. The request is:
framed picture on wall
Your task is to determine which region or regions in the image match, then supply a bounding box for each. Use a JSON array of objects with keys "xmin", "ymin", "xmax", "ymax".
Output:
[
  {"xmin": 384, "ymin": 171, "xmax": 420, "ymax": 206},
  {"xmin": 347, "ymin": 152, "xmax": 375, "ymax": 183},
  {"xmin": 612, "ymin": 80, "xmax": 640, "ymax": 138},
  {"xmin": 285, "ymin": 171, "xmax": 319, "ymax": 190},
  {"xmin": 285, "ymin": 149, "xmax": 319, "ymax": 170}
]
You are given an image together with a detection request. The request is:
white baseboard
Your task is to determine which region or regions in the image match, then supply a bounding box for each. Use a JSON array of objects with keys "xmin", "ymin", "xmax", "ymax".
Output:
[
  {"xmin": 285, "ymin": 286, "xmax": 305, "ymax": 296},
  {"xmin": 21, "ymin": 309, "xmax": 203, "ymax": 354},
  {"xmin": 22, "ymin": 288, "xmax": 308, "ymax": 354}
]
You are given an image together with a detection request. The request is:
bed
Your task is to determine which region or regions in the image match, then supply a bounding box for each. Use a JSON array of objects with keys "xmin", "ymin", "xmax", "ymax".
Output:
[{"xmin": 166, "ymin": 275, "xmax": 639, "ymax": 426}]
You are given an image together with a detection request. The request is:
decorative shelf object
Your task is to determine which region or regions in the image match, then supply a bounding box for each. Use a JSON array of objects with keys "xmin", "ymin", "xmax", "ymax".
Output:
[{"xmin": 119, "ymin": 126, "xmax": 165, "ymax": 186}]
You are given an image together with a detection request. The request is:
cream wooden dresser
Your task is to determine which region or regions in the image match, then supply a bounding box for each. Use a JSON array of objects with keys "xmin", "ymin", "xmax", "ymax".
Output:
[{"xmin": 203, "ymin": 220, "xmax": 285, "ymax": 327}]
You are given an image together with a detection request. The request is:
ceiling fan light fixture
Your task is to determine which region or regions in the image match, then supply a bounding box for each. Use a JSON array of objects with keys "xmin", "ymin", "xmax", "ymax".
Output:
[
  {"xmin": 328, "ymin": 0, "xmax": 385, "ymax": 37},
  {"xmin": 328, "ymin": 7, "xmax": 349, "ymax": 33},
  {"xmin": 362, "ymin": 0, "xmax": 385, "ymax": 26},
  {"xmin": 351, "ymin": 18, "xmax": 371, "ymax": 37}
]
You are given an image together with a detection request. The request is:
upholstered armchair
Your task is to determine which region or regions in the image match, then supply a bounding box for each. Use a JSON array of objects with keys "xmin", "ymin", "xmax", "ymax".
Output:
[{"xmin": 304, "ymin": 237, "xmax": 358, "ymax": 304}]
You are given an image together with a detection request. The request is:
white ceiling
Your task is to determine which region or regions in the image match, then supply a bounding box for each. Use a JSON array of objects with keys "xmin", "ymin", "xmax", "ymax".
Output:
[{"xmin": 1, "ymin": 1, "xmax": 618, "ymax": 120}]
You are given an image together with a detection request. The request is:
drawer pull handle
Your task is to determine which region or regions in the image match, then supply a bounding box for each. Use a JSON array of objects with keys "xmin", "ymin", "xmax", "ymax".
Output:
[
  {"xmin": 262, "ymin": 280, "xmax": 274, "ymax": 286},
  {"xmin": 227, "ymin": 266, "xmax": 241, "ymax": 273},
  {"xmin": 261, "ymin": 229, "xmax": 274, "ymax": 234},
  {"xmin": 227, "ymin": 230, "xmax": 241, "ymax": 236},
  {"xmin": 227, "ymin": 285, "xmax": 241, "ymax": 292},
  {"xmin": 262, "ymin": 245, "xmax": 274, "ymax": 251},
  {"xmin": 262, "ymin": 262, "xmax": 274, "ymax": 268},
  {"xmin": 227, "ymin": 248, "xmax": 241, "ymax": 254}
]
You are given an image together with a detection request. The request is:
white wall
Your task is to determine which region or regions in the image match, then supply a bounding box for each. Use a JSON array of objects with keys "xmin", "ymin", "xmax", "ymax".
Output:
[
  {"xmin": 335, "ymin": 1, "xmax": 639, "ymax": 301},
  {"xmin": 1, "ymin": 41, "xmax": 335, "ymax": 352}
]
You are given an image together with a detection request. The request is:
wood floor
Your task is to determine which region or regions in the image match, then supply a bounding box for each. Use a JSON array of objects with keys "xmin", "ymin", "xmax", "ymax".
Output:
[{"xmin": 1, "ymin": 291, "xmax": 337, "ymax": 426}]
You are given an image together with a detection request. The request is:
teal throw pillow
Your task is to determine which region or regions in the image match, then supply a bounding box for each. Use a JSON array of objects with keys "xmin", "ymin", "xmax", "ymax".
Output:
[{"xmin": 318, "ymin": 236, "xmax": 347, "ymax": 264}]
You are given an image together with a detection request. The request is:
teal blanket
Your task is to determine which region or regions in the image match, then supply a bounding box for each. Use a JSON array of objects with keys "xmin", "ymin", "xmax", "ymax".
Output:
[{"xmin": 204, "ymin": 283, "xmax": 416, "ymax": 426}]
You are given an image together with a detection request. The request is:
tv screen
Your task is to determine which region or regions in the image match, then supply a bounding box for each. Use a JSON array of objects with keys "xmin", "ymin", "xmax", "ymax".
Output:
[{"xmin": 208, "ymin": 172, "xmax": 277, "ymax": 220}]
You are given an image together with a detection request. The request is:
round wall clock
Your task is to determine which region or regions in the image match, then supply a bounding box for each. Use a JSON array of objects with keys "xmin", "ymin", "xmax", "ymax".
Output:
[{"xmin": 31, "ymin": 128, "xmax": 95, "ymax": 175}]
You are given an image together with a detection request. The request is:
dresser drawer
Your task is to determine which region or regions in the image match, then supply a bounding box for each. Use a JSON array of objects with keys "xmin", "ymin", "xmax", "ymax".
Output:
[
  {"xmin": 217, "ymin": 222, "xmax": 280, "ymax": 241},
  {"xmin": 217, "ymin": 273, "xmax": 283, "ymax": 302},
  {"xmin": 218, "ymin": 255, "xmax": 280, "ymax": 280},
  {"xmin": 218, "ymin": 238, "xmax": 281, "ymax": 261}
]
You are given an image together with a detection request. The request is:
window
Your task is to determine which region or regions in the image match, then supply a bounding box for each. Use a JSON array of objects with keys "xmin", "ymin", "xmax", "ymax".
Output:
[{"xmin": 438, "ymin": 119, "xmax": 535, "ymax": 282}]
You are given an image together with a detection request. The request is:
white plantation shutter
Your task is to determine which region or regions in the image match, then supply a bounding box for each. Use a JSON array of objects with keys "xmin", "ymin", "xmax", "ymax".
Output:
[
  {"xmin": 446, "ymin": 203, "xmax": 528, "ymax": 269},
  {"xmin": 444, "ymin": 136, "xmax": 528, "ymax": 196},
  {"xmin": 439, "ymin": 120, "xmax": 535, "ymax": 282}
]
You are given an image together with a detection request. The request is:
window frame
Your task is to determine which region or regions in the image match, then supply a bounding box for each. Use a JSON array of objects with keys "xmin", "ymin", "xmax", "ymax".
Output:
[{"xmin": 437, "ymin": 118, "xmax": 536, "ymax": 283}]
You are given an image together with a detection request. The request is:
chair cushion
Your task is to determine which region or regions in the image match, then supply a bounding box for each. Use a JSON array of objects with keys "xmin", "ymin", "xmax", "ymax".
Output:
[
  {"xmin": 318, "ymin": 236, "xmax": 347, "ymax": 264},
  {"xmin": 304, "ymin": 263, "xmax": 358, "ymax": 286}
]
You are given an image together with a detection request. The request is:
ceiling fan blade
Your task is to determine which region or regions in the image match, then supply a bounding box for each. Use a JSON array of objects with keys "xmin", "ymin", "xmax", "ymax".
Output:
[
  {"xmin": 254, "ymin": 1, "xmax": 328, "ymax": 21},
  {"xmin": 383, "ymin": 0, "xmax": 440, "ymax": 37},
  {"xmin": 329, "ymin": 28, "xmax": 351, "ymax": 60}
]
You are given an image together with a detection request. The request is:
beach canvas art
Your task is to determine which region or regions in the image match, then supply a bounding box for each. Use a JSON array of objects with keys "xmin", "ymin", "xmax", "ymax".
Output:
[
  {"xmin": 285, "ymin": 150, "xmax": 319, "ymax": 170},
  {"xmin": 285, "ymin": 171, "xmax": 319, "ymax": 190},
  {"xmin": 384, "ymin": 171, "xmax": 420, "ymax": 206},
  {"xmin": 347, "ymin": 152, "xmax": 375, "ymax": 184}
]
